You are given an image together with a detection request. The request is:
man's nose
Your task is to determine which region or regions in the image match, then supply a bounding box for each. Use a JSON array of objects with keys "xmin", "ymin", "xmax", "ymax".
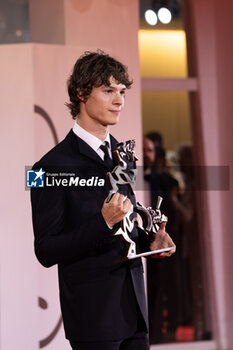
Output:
[{"xmin": 113, "ymin": 93, "xmax": 124, "ymax": 105}]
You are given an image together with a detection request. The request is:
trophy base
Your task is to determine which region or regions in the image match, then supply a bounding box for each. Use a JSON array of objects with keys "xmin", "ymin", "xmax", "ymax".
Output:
[
  {"xmin": 114, "ymin": 247, "xmax": 174, "ymax": 262},
  {"xmin": 128, "ymin": 247, "xmax": 174, "ymax": 259}
]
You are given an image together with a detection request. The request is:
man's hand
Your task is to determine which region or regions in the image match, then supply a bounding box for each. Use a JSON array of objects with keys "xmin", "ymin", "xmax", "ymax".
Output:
[
  {"xmin": 101, "ymin": 192, "xmax": 132, "ymax": 227},
  {"xmin": 150, "ymin": 220, "xmax": 176, "ymax": 258}
]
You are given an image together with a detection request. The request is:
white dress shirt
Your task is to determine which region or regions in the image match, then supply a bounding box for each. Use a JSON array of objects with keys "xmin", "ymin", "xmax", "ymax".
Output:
[{"xmin": 73, "ymin": 122, "xmax": 112, "ymax": 160}]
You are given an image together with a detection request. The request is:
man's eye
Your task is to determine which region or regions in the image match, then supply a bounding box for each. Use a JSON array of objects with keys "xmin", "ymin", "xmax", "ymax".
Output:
[
  {"xmin": 105, "ymin": 89, "xmax": 112, "ymax": 93},
  {"xmin": 120, "ymin": 91, "xmax": 126, "ymax": 96}
]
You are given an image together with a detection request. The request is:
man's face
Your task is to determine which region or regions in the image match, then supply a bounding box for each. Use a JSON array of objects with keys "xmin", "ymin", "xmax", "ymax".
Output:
[
  {"xmin": 82, "ymin": 76, "xmax": 126, "ymax": 127},
  {"xmin": 143, "ymin": 137, "xmax": 156, "ymax": 170}
]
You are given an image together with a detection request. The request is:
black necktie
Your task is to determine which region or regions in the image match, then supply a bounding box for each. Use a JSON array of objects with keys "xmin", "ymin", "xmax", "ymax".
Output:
[{"xmin": 100, "ymin": 142, "xmax": 113, "ymax": 169}]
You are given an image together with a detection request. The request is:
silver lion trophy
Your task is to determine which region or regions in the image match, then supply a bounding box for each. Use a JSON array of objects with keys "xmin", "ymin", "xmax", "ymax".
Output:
[{"xmin": 106, "ymin": 140, "xmax": 175, "ymax": 260}]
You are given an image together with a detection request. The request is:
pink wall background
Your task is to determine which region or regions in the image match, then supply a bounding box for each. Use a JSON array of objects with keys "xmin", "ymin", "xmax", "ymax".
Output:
[
  {"xmin": 0, "ymin": 0, "xmax": 233, "ymax": 349},
  {"xmin": 0, "ymin": 44, "xmax": 38, "ymax": 349},
  {"xmin": 187, "ymin": 0, "xmax": 233, "ymax": 349},
  {"xmin": 214, "ymin": 1, "xmax": 233, "ymax": 347}
]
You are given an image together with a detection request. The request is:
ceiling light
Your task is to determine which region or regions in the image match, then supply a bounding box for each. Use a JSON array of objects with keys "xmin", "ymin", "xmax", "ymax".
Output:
[
  {"xmin": 158, "ymin": 7, "xmax": 172, "ymax": 24},
  {"xmin": 145, "ymin": 9, "xmax": 158, "ymax": 26}
]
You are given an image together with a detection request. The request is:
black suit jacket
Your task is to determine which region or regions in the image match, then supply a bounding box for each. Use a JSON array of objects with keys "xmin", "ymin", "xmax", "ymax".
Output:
[{"xmin": 31, "ymin": 130, "xmax": 148, "ymax": 341}]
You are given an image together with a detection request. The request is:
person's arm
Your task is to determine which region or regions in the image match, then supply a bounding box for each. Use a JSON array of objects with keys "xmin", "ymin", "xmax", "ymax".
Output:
[
  {"xmin": 31, "ymin": 185, "xmax": 111, "ymax": 268},
  {"xmin": 31, "ymin": 171, "xmax": 132, "ymax": 268}
]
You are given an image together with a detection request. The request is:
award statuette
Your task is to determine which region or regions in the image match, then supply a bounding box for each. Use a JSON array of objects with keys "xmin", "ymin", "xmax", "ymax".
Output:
[{"xmin": 106, "ymin": 140, "xmax": 174, "ymax": 260}]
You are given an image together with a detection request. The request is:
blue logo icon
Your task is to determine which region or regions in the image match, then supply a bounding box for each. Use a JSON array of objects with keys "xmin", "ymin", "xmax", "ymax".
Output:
[{"xmin": 27, "ymin": 168, "xmax": 45, "ymax": 187}]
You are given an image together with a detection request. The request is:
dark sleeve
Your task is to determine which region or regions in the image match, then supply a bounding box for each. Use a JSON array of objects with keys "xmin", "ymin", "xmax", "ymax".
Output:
[{"xmin": 31, "ymin": 181, "xmax": 111, "ymax": 268}]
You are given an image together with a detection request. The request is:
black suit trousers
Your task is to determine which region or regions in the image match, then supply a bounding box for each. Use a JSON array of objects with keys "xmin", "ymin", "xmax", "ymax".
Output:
[{"xmin": 69, "ymin": 331, "xmax": 149, "ymax": 350}]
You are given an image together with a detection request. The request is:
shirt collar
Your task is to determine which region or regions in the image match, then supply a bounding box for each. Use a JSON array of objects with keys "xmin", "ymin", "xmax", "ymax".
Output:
[{"xmin": 73, "ymin": 122, "xmax": 111, "ymax": 153}]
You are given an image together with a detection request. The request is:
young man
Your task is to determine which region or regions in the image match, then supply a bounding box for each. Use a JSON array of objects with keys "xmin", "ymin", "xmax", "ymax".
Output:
[{"xmin": 31, "ymin": 51, "xmax": 175, "ymax": 350}]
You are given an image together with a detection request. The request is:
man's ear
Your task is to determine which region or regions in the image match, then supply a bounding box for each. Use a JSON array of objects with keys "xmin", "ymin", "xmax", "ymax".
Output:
[{"xmin": 77, "ymin": 88, "xmax": 87, "ymax": 103}]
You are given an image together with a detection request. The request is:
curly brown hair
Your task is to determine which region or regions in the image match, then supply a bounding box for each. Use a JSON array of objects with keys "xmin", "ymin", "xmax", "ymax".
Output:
[{"xmin": 65, "ymin": 50, "xmax": 133, "ymax": 119}]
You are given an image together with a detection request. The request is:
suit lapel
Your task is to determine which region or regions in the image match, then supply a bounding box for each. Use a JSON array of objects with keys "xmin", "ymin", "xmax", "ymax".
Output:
[
  {"xmin": 110, "ymin": 134, "xmax": 118, "ymax": 152},
  {"xmin": 78, "ymin": 137, "xmax": 105, "ymax": 166},
  {"xmin": 67, "ymin": 129, "xmax": 119, "ymax": 169}
]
